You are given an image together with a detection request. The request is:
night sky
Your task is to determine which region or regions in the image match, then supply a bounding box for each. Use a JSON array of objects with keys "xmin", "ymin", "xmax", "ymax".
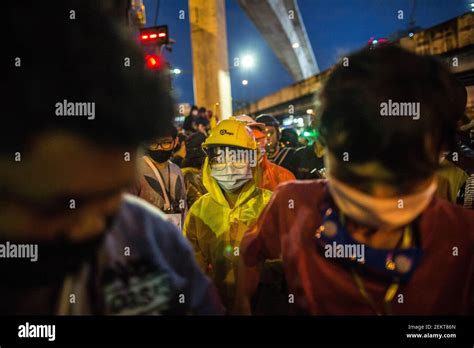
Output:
[{"xmin": 143, "ymin": 0, "xmax": 471, "ymax": 106}]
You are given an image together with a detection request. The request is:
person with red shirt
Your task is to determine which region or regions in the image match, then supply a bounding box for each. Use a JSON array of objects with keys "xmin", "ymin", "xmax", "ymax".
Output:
[{"xmin": 235, "ymin": 45, "xmax": 474, "ymax": 315}]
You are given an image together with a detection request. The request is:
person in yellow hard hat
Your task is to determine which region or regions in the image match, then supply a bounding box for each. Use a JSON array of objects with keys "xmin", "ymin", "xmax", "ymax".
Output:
[
  {"xmin": 183, "ymin": 118, "xmax": 272, "ymax": 311},
  {"xmin": 235, "ymin": 115, "xmax": 296, "ymax": 191}
]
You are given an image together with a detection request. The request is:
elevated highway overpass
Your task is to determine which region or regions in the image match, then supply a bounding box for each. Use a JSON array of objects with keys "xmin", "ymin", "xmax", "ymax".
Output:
[{"xmin": 235, "ymin": 12, "xmax": 474, "ymax": 122}]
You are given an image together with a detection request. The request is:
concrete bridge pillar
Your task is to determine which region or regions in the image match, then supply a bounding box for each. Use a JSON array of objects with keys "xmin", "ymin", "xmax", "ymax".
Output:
[{"xmin": 189, "ymin": 0, "xmax": 233, "ymax": 120}]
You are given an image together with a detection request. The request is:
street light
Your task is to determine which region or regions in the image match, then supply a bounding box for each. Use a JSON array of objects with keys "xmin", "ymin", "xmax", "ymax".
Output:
[
  {"xmin": 242, "ymin": 79, "xmax": 249, "ymax": 86},
  {"xmin": 241, "ymin": 55, "xmax": 255, "ymax": 69},
  {"xmin": 171, "ymin": 68, "xmax": 181, "ymax": 75}
]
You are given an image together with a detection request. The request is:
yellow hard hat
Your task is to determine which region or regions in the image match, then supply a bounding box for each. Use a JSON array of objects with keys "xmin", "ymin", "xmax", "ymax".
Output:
[{"xmin": 202, "ymin": 117, "xmax": 256, "ymax": 150}]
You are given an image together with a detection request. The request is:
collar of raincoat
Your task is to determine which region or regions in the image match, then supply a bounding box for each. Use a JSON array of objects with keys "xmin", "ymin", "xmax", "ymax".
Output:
[{"xmin": 202, "ymin": 156, "xmax": 260, "ymax": 208}]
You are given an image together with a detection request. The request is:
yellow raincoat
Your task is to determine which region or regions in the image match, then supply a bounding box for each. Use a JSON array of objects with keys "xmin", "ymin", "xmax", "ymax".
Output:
[{"xmin": 183, "ymin": 157, "xmax": 272, "ymax": 309}]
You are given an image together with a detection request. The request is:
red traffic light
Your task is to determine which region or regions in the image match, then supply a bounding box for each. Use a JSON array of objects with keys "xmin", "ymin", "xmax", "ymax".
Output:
[
  {"xmin": 145, "ymin": 54, "xmax": 163, "ymax": 70},
  {"xmin": 139, "ymin": 26, "xmax": 168, "ymax": 45}
]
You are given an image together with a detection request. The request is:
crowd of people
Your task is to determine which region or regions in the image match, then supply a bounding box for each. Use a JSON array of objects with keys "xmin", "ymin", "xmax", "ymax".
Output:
[{"xmin": 2, "ymin": 1, "xmax": 473, "ymax": 316}]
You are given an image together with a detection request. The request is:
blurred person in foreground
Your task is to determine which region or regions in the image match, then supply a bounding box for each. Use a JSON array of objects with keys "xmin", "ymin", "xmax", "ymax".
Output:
[
  {"xmin": 235, "ymin": 45, "xmax": 474, "ymax": 315},
  {"xmin": 0, "ymin": 0, "xmax": 222, "ymax": 315},
  {"xmin": 184, "ymin": 118, "xmax": 272, "ymax": 311}
]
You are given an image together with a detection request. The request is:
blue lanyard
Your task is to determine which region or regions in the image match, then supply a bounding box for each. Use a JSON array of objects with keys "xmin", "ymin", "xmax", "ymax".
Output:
[{"xmin": 315, "ymin": 207, "xmax": 423, "ymax": 314}]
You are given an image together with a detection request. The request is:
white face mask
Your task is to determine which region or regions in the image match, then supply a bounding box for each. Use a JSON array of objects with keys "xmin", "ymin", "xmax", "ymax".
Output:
[
  {"xmin": 325, "ymin": 158, "xmax": 437, "ymax": 230},
  {"xmin": 211, "ymin": 165, "xmax": 253, "ymax": 192}
]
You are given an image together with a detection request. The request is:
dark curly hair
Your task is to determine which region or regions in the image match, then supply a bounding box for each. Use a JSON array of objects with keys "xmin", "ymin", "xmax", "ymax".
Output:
[{"xmin": 319, "ymin": 45, "xmax": 464, "ymax": 188}]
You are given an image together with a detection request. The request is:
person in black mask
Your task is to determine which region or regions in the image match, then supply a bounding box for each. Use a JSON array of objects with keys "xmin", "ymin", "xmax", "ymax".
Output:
[
  {"xmin": 1, "ymin": 0, "xmax": 222, "ymax": 316},
  {"xmin": 130, "ymin": 125, "xmax": 188, "ymax": 230}
]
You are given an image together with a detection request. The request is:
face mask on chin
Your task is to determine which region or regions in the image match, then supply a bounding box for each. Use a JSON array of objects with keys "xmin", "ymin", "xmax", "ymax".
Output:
[
  {"xmin": 211, "ymin": 165, "xmax": 253, "ymax": 192},
  {"xmin": 325, "ymin": 157, "xmax": 437, "ymax": 230},
  {"xmin": 148, "ymin": 149, "xmax": 173, "ymax": 163}
]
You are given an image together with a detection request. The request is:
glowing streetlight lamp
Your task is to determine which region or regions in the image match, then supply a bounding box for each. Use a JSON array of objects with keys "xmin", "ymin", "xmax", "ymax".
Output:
[
  {"xmin": 241, "ymin": 55, "xmax": 255, "ymax": 69},
  {"xmin": 242, "ymin": 79, "xmax": 249, "ymax": 86},
  {"xmin": 172, "ymin": 68, "xmax": 182, "ymax": 75}
]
